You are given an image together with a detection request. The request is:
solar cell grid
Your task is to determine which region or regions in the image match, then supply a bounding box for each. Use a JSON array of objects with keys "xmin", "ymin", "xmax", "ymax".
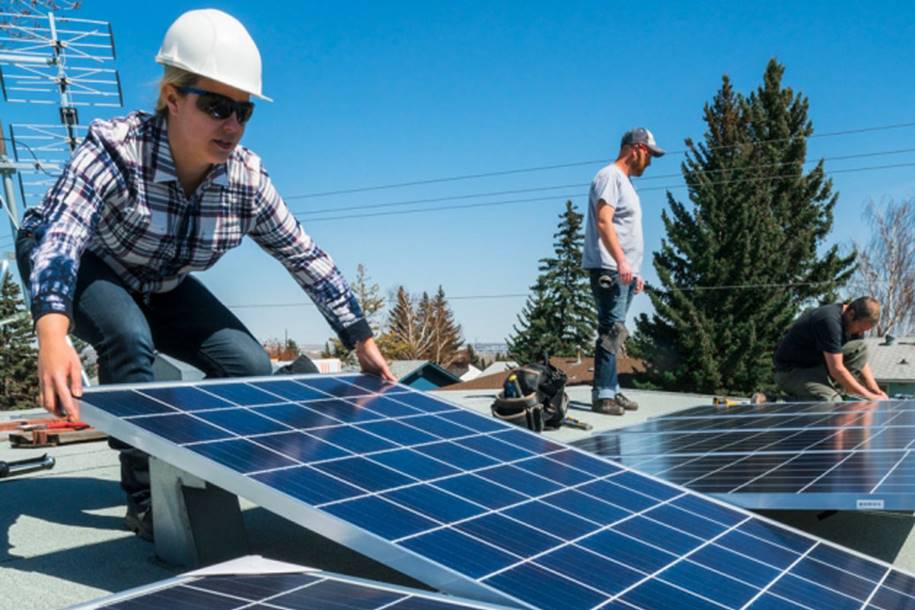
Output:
[
  {"xmin": 76, "ymin": 563, "xmax": 516, "ymax": 610},
  {"xmin": 574, "ymin": 399, "xmax": 915, "ymax": 510},
  {"xmin": 80, "ymin": 376, "xmax": 915, "ymax": 609}
]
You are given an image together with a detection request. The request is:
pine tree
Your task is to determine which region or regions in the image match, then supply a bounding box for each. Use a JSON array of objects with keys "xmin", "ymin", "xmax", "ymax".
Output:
[
  {"xmin": 0, "ymin": 273, "xmax": 38, "ymax": 410},
  {"xmin": 426, "ymin": 286, "xmax": 463, "ymax": 367},
  {"xmin": 632, "ymin": 60, "xmax": 855, "ymax": 394},
  {"xmin": 507, "ymin": 201, "xmax": 596, "ymax": 363},
  {"xmin": 323, "ymin": 264, "xmax": 386, "ymax": 364},
  {"xmin": 506, "ymin": 276, "xmax": 563, "ymax": 363},
  {"xmin": 379, "ymin": 286, "xmax": 432, "ymax": 360}
]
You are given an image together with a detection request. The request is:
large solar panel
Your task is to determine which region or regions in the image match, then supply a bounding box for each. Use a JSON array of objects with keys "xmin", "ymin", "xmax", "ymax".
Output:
[
  {"xmin": 69, "ymin": 555, "xmax": 516, "ymax": 609},
  {"xmin": 79, "ymin": 376, "xmax": 915, "ymax": 609},
  {"xmin": 573, "ymin": 399, "xmax": 915, "ymax": 510}
]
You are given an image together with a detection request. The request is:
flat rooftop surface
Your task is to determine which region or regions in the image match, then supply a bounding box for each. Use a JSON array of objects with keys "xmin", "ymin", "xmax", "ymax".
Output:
[{"xmin": 3, "ymin": 386, "xmax": 915, "ymax": 609}]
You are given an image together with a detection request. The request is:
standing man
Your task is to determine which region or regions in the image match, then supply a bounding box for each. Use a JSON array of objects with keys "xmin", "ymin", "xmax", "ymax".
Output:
[
  {"xmin": 773, "ymin": 297, "xmax": 888, "ymax": 402},
  {"xmin": 583, "ymin": 128, "xmax": 664, "ymax": 415}
]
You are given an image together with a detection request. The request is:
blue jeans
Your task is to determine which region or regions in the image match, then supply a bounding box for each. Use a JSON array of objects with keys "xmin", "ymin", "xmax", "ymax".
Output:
[
  {"xmin": 589, "ymin": 269, "xmax": 635, "ymax": 400},
  {"xmin": 16, "ymin": 230, "xmax": 272, "ymax": 498}
]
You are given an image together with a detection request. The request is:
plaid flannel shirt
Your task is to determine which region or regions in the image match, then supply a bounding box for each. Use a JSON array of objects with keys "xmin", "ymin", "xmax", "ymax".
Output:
[{"xmin": 20, "ymin": 111, "xmax": 371, "ymax": 349}]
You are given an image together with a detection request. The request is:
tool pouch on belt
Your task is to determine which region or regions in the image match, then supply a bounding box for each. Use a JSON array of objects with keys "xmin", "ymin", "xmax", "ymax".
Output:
[
  {"xmin": 491, "ymin": 393, "xmax": 546, "ymax": 432},
  {"xmin": 490, "ymin": 360, "xmax": 569, "ymax": 432}
]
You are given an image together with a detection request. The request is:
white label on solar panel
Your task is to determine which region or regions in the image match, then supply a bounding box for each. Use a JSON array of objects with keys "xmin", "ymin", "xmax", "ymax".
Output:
[{"xmin": 857, "ymin": 499, "xmax": 885, "ymax": 510}]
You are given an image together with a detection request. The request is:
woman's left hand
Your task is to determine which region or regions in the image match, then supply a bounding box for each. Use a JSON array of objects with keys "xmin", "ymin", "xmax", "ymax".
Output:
[{"xmin": 355, "ymin": 337, "xmax": 396, "ymax": 382}]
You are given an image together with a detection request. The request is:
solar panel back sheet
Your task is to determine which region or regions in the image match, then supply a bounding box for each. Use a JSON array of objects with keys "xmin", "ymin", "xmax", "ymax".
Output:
[
  {"xmin": 573, "ymin": 399, "xmax": 915, "ymax": 510},
  {"xmin": 80, "ymin": 376, "xmax": 915, "ymax": 610}
]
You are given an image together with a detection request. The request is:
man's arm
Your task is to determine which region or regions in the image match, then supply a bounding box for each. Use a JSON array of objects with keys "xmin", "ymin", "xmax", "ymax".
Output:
[
  {"xmin": 857, "ymin": 362, "xmax": 889, "ymax": 399},
  {"xmin": 823, "ymin": 352, "xmax": 885, "ymax": 400},
  {"xmin": 596, "ymin": 202, "xmax": 633, "ymax": 284}
]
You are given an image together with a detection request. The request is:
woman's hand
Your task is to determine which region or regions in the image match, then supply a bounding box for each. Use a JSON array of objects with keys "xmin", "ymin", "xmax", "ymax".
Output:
[
  {"xmin": 36, "ymin": 313, "xmax": 83, "ymax": 420},
  {"xmin": 354, "ymin": 337, "xmax": 396, "ymax": 382}
]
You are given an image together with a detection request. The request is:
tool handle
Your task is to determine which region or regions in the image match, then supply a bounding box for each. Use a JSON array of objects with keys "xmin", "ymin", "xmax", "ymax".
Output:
[{"xmin": 0, "ymin": 454, "xmax": 56, "ymax": 478}]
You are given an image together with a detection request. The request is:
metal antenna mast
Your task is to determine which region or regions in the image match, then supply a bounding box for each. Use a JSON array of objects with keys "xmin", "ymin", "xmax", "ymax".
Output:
[{"xmin": 0, "ymin": 9, "xmax": 122, "ymax": 212}]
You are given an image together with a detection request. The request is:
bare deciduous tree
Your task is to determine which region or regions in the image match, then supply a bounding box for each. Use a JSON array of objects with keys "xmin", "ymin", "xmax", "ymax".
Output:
[{"xmin": 850, "ymin": 198, "xmax": 914, "ymax": 337}]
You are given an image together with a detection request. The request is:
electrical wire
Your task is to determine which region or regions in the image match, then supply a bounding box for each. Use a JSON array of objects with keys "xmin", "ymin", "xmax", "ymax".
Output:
[
  {"xmin": 225, "ymin": 280, "xmax": 892, "ymax": 310},
  {"xmin": 296, "ymin": 160, "xmax": 915, "ymax": 223},
  {"xmin": 0, "ymin": 135, "xmax": 63, "ymax": 178},
  {"xmin": 285, "ymin": 120, "xmax": 915, "ymax": 200},
  {"xmin": 293, "ymin": 146, "xmax": 915, "ymax": 217}
]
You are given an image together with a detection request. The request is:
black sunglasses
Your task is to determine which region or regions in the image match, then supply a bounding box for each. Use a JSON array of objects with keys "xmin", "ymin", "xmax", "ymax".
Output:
[{"xmin": 177, "ymin": 86, "xmax": 255, "ymax": 123}]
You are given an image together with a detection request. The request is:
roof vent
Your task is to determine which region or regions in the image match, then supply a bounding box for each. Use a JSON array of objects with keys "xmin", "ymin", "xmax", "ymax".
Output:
[{"xmin": 882, "ymin": 334, "xmax": 896, "ymax": 346}]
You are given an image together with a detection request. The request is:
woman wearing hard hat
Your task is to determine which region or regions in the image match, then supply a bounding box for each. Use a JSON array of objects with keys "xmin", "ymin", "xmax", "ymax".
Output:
[{"xmin": 14, "ymin": 9, "xmax": 394, "ymax": 540}]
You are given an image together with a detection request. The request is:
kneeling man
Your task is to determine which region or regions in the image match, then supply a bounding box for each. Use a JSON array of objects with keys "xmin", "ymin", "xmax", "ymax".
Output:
[{"xmin": 773, "ymin": 297, "xmax": 888, "ymax": 402}]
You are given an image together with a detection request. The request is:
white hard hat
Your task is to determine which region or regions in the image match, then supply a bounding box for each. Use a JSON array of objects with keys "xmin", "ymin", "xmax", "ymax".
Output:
[{"xmin": 155, "ymin": 9, "xmax": 271, "ymax": 101}]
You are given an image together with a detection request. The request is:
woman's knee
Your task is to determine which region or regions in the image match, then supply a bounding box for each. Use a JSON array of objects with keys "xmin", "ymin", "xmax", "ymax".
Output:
[
  {"xmin": 205, "ymin": 331, "xmax": 272, "ymax": 377},
  {"xmin": 235, "ymin": 344, "xmax": 272, "ymax": 377}
]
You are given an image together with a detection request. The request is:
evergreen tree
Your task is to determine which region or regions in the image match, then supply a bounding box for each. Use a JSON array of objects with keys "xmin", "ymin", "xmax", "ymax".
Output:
[
  {"xmin": 426, "ymin": 286, "xmax": 463, "ymax": 367},
  {"xmin": 507, "ymin": 201, "xmax": 595, "ymax": 362},
  {"xmin": 632, "ymin": 60, "xmax": 855, "ymax": 394},
  {"xmin": 379, "ymin": 286, "xmax": 432, "ymax": 360},
  {"xmin": 322, "ymin": 264, "xmax": 386, "ymax": 364},
  {"xmin": 0, "ymin": 272, "xmax": 38, "ymax": 410}
]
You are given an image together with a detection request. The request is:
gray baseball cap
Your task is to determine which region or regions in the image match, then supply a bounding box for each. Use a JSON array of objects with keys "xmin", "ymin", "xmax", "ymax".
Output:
[{"xmin": 621, "ymin": 127, "xmax": 665, "ymax": 157}]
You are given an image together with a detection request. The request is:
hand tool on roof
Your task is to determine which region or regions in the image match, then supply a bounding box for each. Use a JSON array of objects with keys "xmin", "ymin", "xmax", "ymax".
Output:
[
  {"xmin": 8, "ymin": 420, "xmax": 104, "ymax": 448},
  {"xmin": 714, "ymin": 392, "xmax": 769, "ymax": 407},
  {"xmin": 19, "ymin": 420, "xmax": 90, "ymax": 431},
  {"xmin": 0, "ymin": 454, "xmax": 55, "ymax": 478},
  {"xmin": 561, "ymin": 416, "xmax": 594, "ymax": 431}
]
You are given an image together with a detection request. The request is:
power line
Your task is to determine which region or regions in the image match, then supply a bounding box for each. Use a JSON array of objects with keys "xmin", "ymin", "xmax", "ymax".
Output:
[
  {"xmin": 225, "ymin": 279, "xmax": 891, "ymax": 311},
  {"xmin": 285, "ymin": 120, "xmax": 915, "ymax": 200},
  {"xmin": 297, "ymin": 160, "xmax": 915, "ymax": 223},
  {"xmin": 293, "ymin": 146, "xmax": 915, "ymax": 217}
]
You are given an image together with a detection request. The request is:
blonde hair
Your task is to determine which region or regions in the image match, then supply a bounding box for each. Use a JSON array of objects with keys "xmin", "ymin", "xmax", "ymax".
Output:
[{"xmin": 155, "ymin": 65, "xmax": 199, "ymax": 116}]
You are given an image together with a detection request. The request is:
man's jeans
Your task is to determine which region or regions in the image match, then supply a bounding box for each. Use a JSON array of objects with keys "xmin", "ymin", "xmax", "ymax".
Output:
[
  {"xmin": 16, "ymin": 229, "xmax": 272, "ymax": 500},
  {"xmin": 589, "ymin": 269, "xmax": 635, "ymax": 400}
]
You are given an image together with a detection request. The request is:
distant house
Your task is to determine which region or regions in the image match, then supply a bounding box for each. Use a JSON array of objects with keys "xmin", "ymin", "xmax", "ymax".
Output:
[
  {"xmin": 459, "ymin": 365, "xmax": 483, "ymax": 382},
  {"xmin": 388, "ymin": 360, "xmax": 462, "ymax": 391},
  {"xmin": 864, "ymin": 336, "xmax": 915, "ymax": 397}
]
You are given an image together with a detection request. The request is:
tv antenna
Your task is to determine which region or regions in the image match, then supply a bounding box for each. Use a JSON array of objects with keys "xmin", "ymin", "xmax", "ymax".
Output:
[{"xmin": 0, "ymin": 9, "xmax": 122, "ymax": 243}]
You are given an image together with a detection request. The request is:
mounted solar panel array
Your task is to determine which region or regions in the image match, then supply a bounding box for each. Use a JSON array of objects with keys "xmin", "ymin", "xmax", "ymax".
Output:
[
  {"xmin": 70, "ymin": 555, "xmax": 517, "ymax": 610},
  {"xmin": 573, "ymin": 399, "xmax": 915, "ymax": 510},
  {"xmin": 80, "ymin": 376, "xmax": 915, "ymax": 610}
]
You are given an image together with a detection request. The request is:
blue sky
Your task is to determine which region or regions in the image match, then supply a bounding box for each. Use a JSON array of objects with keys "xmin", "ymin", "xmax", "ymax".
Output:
[{"xmin": 2, "ymin": 1, "xmax": 914, "ymax": 347}]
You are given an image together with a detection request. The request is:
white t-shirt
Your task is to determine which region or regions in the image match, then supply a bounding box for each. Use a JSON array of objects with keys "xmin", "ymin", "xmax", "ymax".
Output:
[{"xmin": 582, "ymin": 162, "xmax": 643, "ymax": 273}]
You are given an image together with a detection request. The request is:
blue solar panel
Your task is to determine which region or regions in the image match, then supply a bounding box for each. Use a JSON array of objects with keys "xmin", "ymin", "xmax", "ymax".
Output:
[
  {"xmin": 79, "ymin": 557, "xmax": 515, "ymax": 610},
  {"xmin": 573, "ymin": 399, "xmax": 915, "ymax": 510},
  {"xmin": 80, "ymin": 376, "xmax": 915, "ymax": 610}
]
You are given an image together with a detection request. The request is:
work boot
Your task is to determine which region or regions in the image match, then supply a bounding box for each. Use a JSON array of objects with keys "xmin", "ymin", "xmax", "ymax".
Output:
[
  {"xmin": 614, "ymin": 392, "xmax": 639, "ymax": 411},
  {"xmin": 592, "ymin": 398, "xmax": 624, "ymax": 416},
  {"xmin": 124, "ymin": 492, "xmax": 154, "ymax": 542}
]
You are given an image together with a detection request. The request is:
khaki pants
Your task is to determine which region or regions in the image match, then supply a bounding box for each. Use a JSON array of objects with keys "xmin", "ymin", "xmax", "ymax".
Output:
[{"xmin": 774, "ymin": 340, "xmax": 868, "ymax": 402}]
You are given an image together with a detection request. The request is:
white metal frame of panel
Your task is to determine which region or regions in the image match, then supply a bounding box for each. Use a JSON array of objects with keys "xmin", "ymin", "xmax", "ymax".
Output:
[{"xmin": 66, "ymin": 554, "xmax": 519, "ymax": 610}]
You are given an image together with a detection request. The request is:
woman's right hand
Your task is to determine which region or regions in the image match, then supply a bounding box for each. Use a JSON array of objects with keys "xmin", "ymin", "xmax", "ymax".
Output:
[{"xmin": 36, "ymin": 313, "xmax": 84, "ymax": 420}]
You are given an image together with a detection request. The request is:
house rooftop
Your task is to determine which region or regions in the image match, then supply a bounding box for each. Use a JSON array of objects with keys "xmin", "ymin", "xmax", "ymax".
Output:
[{"xmin": 863, "ymin": 336, "xmax": 915, "ymax": 382}]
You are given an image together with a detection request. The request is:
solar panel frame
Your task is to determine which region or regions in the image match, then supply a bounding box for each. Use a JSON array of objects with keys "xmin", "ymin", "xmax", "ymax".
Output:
[
  {"xmin": 79, "ymin": 375, "xmax": 915, "ymax": 610},
  {"xmin": 573, "ymin": 399, "xmax": 915, "ymax": 510},
  {"xmin": 66, "ymin": 556, "xmax": 519, "ymax": 610},
  {"xmin": 80, "ymin": 374, "xmax": 523, "ymax": 605}
]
